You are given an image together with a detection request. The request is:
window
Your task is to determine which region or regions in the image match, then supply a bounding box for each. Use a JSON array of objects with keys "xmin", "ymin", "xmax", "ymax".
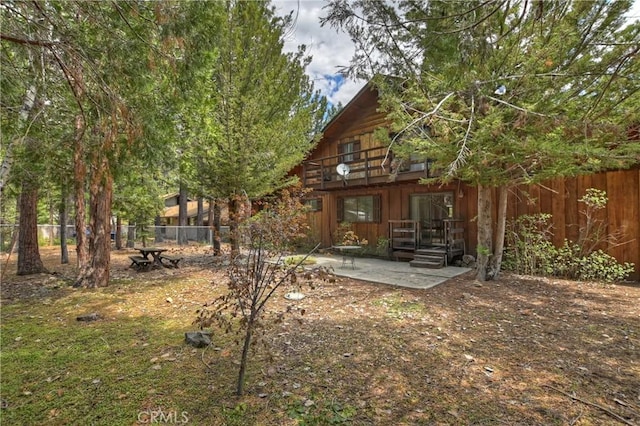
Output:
[
  {"xmin": 305, "ymin": 198, "xmax": 323, "ymax": 212},
  {"xmin": 397, "ymin": 153, "xmax": 427, "ymax": 173},
  {"xmin": 337, "ymin": 195, "xmax": 381, "ymax": 223},
  {"xmin": 338, "ymin": 140, "xmax": 361, "ymax": 163},
  {"xmin": 396, "ymin": 156, "xmax": 441, "ymax": 176}
]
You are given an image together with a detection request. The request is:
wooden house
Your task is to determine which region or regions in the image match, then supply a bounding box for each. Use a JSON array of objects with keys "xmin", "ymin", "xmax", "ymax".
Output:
[
  {"xmin": 159, "ymin": 193, "xmax": 229, "ymax": 226},
  {"xmin": 292, "ymin": 81, "xmax": 640, "ymax": 279}
]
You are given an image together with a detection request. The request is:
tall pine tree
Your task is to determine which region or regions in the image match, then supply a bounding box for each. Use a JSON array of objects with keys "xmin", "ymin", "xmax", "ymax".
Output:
[{"xmin": 171, "ymin": 0, "xmax": 328, "ymax": 253}]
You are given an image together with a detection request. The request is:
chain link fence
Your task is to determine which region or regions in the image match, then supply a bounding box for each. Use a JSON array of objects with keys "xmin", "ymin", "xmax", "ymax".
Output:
[{"xmin": 0, "ymin": 224, "xmax": 230, "ymax": 253}]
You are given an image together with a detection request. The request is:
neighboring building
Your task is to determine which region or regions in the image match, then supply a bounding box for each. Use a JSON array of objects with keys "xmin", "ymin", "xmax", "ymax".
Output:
[
  {"xmin": 159, "ymin": 193, "xmax": 229, "ymax": 226},
  {"xmin": 292, "ymin": 81, "xmax": 639, "ymax": 278},
  {"xmin": 157, "ymin": 193, "xmax": 229, "ymax": 243}
]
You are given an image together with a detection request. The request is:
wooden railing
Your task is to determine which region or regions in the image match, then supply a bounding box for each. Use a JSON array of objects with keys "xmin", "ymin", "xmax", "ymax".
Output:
[{"xmin": 302, "ymin": 147, "xmax": 436, "ymax": 190}]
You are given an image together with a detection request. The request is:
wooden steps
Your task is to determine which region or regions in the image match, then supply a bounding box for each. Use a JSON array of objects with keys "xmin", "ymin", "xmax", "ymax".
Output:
[
  {"xmin": 389, "ymin": 218, "xmax": 466, "ymax": 268},
  {"xmin": 410, "ymin": 249, "xmax": 446, "ymax": 269}
]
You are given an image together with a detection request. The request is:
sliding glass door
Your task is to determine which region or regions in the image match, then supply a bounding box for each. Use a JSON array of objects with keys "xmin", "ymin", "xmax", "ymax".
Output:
[{"xmin": 410, "ymin": 193, "xmax": 454, "ymax": 244}]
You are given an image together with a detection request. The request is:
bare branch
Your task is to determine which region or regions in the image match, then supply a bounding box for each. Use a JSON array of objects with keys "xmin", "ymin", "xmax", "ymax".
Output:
[
  {"xmin": 433, "ymin": 0, "xmax": 508, "ymax": 35},
  {"xmin": 486, "ymin": 95, "xmax": 550, "ymax": 117},
  {"xmin": 447, "ymin": 95, "xmax": 474, "ymax": 177},
  {"xmin": 381, "ymin": 92, "xmax": 456, "ymax": 171},
  {"xmin": 0, "ymin": 33, "xmax": 59, "ymax": 47},
  {"xmin": 542, "ymin": 385, "xmax": 637, "ymax": 426},
  {"xmin": 583, "ymin": 44, "xmax": 640, "ymax": 120}
]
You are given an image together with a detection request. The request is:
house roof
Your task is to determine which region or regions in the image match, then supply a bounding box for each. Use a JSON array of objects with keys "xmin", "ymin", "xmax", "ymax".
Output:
[
  {"xmin": 290, "ymin": 80, "xmax": 381, "ymax": 177},
  {"xmin": 161, "ymin": 192, "xmax": 197, "ymax": 202},
  {"xmin": 160, "ymin": 201, "xmax": 210, "ymax": 219},
  {"xmin": 315, "ymin": 80, "xmax": 380, "ymax": 152}
]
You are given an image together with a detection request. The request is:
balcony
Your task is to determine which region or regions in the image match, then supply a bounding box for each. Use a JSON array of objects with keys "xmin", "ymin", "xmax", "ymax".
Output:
[{"xmin": 302, "ymin": 147, "xmax": 439, "ymax": 190}]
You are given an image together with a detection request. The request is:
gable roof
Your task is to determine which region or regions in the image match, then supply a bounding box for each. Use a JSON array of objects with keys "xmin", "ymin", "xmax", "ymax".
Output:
[
  {"xmin": 160, "ymin": 200, "xmax": 210, "ymax": 219},
  {"xmin": 290, "ymin": 80, "xmax": 382, "ymax": 178},
  {"xmin": 313, "ymin": 80, "xmax": 380, "ymax": 153},
  {"xmin": 161, "ymin": 192, "xmax": 197, "ymax": 202}
]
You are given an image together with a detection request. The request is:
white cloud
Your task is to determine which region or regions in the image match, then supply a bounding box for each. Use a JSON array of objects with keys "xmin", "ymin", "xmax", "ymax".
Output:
[
  {"xmin": 625, "ymin": 0, "xmax": 640, "ymax": 21},
  {"xmin": 273, "ymin": 0, "xmax": 366, "ymax": 106}
]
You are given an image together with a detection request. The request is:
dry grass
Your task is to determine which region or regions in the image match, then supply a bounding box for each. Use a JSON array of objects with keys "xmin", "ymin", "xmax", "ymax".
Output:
[{"xmin": 1, "ymin": 245, "xmax": 639, "ymax": 425}]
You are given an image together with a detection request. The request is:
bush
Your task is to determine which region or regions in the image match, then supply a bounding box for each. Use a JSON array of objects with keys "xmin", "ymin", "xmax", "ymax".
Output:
[
  {"xmin": 333, "ymin": 222, "xmax": 367, "ymax": 246},
  {"xmin": 503, "ymin": 214, "xmax": 557, "ymax": 276},
  {"xmin": 576, "ymin": 250, "xmax": 634, "ymax": 283},
  {"xmin": 244, "ymin": 184, "xmax": 312, "ymax": 252},
  {"xmin": 503, "ymin": 204, "xmax": 634, "ymax": 283}
]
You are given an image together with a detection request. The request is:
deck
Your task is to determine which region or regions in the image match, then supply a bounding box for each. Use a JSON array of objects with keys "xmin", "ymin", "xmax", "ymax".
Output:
[{"xmin": 301, "ymin": 147, "xmax": 440, "ymax": 190}]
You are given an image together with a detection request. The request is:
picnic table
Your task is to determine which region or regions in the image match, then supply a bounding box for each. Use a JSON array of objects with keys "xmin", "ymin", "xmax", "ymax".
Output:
[
  {"xmin": 129, "ymin": 247, "xmax": 184, "ymax": 270},
  {"xmin": 332, "ymin": 245, "xmax": 361, "ymax": 269},
  {"xmin": 133, "ymin": 247, "xmax": 167, "ymax": 269}
]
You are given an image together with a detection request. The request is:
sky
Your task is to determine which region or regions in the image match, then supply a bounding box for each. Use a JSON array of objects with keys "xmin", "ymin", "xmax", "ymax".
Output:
[
  {"xmin": 273, "ymin": 0, "xmax": 365, "ymax": 107},
  {"xmin": 273, "ymin": 0, "xmax": 640, "ymax": 108}
]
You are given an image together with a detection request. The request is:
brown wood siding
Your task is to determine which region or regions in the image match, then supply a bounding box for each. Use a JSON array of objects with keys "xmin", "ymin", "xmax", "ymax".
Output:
[
  {"xmin": 316, "ymin": 182, "xmax": 467, "ymax": 247},
  {"xmin": 310, "ymin": 107, "xmax": 387, "ymax": 161},
  {"xmin": 606, "ymin": 169, "xmax": 639, "ymax": 269},
  {"xmin": 498, "ymin": 168, "xmax": 639, "ymax": 279},
  {"xmin": 307, "ymin": 169, "xmax": 639, "ymax": 279},
  {"xmin": 550, "ymin": 179, "xmax": 566, "ymax": 246}
]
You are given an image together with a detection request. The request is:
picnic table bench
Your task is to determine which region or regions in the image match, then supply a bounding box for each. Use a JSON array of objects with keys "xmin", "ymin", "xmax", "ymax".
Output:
[
  {"xmin": 159, "ymin": 254, "xmax": 183, "ymax": 268},
  {"xmin": 129, "ymin": 255, "xmax": 152, "ymax": 270}
]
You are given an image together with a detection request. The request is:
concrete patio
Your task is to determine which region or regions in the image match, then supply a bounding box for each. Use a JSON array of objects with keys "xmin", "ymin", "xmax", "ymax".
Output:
[{"xmin": 313, "ymin": 254, "xmax": 472, "ymax": 289}]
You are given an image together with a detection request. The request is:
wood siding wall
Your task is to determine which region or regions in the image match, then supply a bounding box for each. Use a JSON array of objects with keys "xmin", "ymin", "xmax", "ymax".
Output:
[
  {"xmin": 310, "ymin": 182, "xmax": 472, "ymax": 250},
  {"xmin": 503, "ymin": 168, "xmax": 639, "ymax": 278},
  {"xmin": 308, "ymin": 169, "xmax": 639, "ymax": 280},
  {"xmin": 311, "ymin": 104, "xmax": 388, "ymax": 160}
]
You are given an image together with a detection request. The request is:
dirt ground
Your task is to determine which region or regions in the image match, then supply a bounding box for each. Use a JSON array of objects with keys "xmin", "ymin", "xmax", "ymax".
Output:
[{"xmin": 1, "ymin": 245, "xmax": 639, "ymax": 425}]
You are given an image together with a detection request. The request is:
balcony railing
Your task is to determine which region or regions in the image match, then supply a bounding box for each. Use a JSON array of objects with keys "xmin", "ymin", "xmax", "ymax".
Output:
[{"xmin": 302, "ymin": 146, "xmax": 438, "ymax": 190}]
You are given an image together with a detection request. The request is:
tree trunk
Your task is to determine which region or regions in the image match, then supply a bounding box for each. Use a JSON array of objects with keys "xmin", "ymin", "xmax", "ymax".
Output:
[
  {"xmin": 154, "ymin": 215, "xmax": 163, "ymax": 244},
  {"xmin": 48, "ymin": 192, "xmax": 55, "ymax": 246},
  {"xmin": 17, "ymin": 185, "xmax": 47, "ymax": 275},
  {"xmin": 0, "ymin": 85, "xmax": 37, "ymax": 193},
  {"xmin": 116, "ymin": 216, "xmax": 123, "ymax": 249},
  {"xmin": 127, "ymin": 223, "xmax": 135, "ymax": 248},
  {"xmin": 475, "ymin": 184, "xmax": 493, "ymax": 281},
  {"xmin": 88, "ymin": 169, "xmax": 112, "ymax": 287},
  {"xmin": 59, "ymin": 190, "xmax": 69, "ymax": 264},
  {"xmin": 178, "ymin": 182, "xmax": 188, "ymax": 245},
  {"xmin": 1, "ymin": 138, "xmax": 20, "ymax": 196},
  {"xmin": 229, "ymin": 196, "xmax": 241, "ymax": 256},
  {"xmin": 211, "ymin": 198, "xmax": 222, "ymax": 256},
  {"xmin": 75, "ymin": 150, "xmax": 112, "ymax": 288},
  {"xmin": 492, "ymin": 185, "xmax": 509, "ymax": 279},
  {"xmin": 73, "ymin": 114, "xmax": 88, "ymax": 273},
  {"xmin": 236, "ymin": 316, "xmax": 255, "ymax": 396},
  {"xmin": 197, "ymin": 197, "xmax": 205, "ymax": 242}
]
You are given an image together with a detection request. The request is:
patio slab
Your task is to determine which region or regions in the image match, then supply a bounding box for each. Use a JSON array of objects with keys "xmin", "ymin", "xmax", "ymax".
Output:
[{"xmin": 313, "ymin": 254, "xmax": 472, "ymax": 289}]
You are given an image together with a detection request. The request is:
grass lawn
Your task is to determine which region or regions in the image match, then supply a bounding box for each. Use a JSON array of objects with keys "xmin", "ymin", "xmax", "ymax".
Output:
[{"xmin": 1, "ymin": 245, "xmax": 639, "ymax": 425}]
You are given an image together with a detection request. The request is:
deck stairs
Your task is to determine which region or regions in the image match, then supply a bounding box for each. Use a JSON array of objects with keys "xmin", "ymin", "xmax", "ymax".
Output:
[
  {"xmin": 409, "ymin": 248, "xmax": 447, "ymax": 268},
  {"xmin": 389, "ymin": 219, "xmax": 465, "ymax": 269}
]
